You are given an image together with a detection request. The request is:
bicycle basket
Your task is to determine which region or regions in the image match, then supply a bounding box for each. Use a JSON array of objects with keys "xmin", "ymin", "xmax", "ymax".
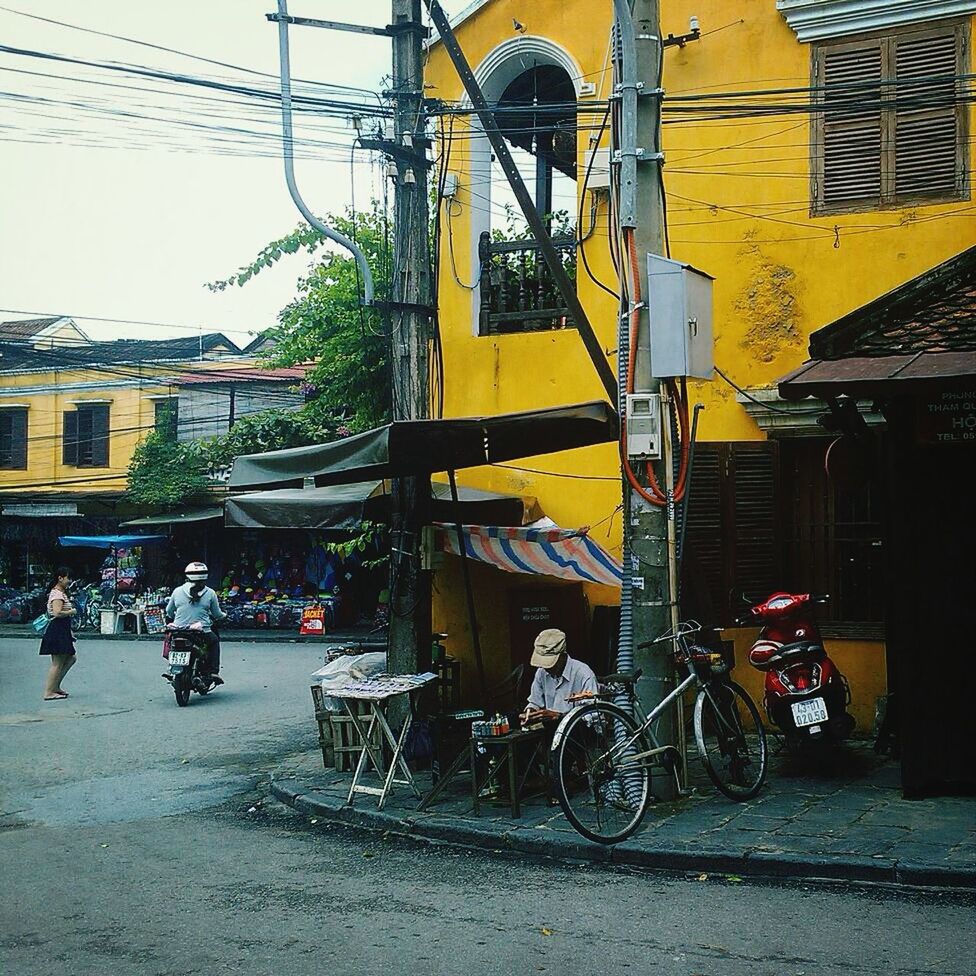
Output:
[{"xmin": 687, "ymin": 644, "xmax": 728, "ymax": 681}]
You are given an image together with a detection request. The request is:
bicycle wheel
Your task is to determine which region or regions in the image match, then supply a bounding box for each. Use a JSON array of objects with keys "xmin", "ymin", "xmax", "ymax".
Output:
[
  {"xmin": 693, "ymin": 680, "xmax": 767, "ymax": 801},
  {"xmin": 551, "ymin": 701, "xmax": 651, "ymax": 845}
]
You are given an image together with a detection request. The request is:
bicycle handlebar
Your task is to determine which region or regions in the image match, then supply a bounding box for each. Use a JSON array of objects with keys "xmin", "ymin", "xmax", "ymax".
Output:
[{"xmin": 636, "ymin": 621, "xmax": 704, "ymax": 650}]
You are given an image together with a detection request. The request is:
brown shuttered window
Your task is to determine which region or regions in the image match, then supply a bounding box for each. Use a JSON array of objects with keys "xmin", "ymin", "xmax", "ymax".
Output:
[
  {"xmin": 0, "ymin": 408, "xmax": 28, "ymax": 470},
  {"xmin": 812, "ymin": 22, "xmax": 969, "ymax": 214},
  {"xmin": 682, "ymin": 442, "xmax": 780, "ymax": 625},
  {"xmin": 62, "ymin": 410, "xmax": 79, "ymax": 466},
  {"xmin": 63, "ymin": 404, "xmax": 110, "ymax": 468}
]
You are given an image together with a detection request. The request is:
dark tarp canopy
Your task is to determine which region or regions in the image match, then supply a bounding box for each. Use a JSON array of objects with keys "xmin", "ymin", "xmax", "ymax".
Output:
[
  {"xmin": 120, "ymin": 507, "xmax": 223, "ymax": 528},
  {"xmin": 224, "ymin": 481, "xmax": 542, "ymax": 530},
  {"xmin": 227, "ymin": 401, "xmax": 618, "ymax": 490}
]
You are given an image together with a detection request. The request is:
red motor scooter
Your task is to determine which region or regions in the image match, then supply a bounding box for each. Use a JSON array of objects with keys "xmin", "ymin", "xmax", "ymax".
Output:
[{"xmin": 741, "ymin": 593, "xmax": 855, "ymax": 750}]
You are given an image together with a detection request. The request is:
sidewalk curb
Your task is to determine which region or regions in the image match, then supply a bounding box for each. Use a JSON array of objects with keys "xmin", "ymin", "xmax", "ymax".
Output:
[{"xmin": 270, "ymin": 780, "xmax": 976, "ymax": 892}]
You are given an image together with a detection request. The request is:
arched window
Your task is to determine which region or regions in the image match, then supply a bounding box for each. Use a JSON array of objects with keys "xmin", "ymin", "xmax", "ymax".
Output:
[{"xmin": 458, "ymin": 39, "xmax": 582, "ymax": 336}]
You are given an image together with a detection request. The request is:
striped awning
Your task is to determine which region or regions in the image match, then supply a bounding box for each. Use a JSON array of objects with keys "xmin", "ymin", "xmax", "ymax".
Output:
[{"xmin": 437, "ymin": 523, "xmax": 622, "ymax": 588}]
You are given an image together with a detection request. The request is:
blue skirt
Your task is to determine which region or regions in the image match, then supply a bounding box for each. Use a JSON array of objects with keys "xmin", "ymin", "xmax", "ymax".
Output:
[{"xmin": 39, "ymin": 616, "xmax": 76, "ymax": 656}]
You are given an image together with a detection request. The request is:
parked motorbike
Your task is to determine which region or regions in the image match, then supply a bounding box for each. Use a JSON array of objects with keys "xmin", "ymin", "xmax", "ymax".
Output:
[
  {"xmin": 741, "ymin": 592, "xmax": 855, "ymax": 750},
  {"xmin": 162, "ymin": 627, "xmax": 220, "ymax": 707}
]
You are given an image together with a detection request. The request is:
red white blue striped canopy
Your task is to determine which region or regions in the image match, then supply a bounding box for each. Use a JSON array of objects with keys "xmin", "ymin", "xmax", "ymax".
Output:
[{"xmin": 437, "ymin": 523, "xmax": 622, "ymax": 588}]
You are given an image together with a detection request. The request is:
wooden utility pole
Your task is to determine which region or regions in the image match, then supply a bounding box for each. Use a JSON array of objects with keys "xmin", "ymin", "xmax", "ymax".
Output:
[
  {"xmin": 615, "ymin": 0, "xmax": 678, "ymax": 798},
  {"xmin": 387, "ymin": 0, "xmax": 433, "ymax": 680}
]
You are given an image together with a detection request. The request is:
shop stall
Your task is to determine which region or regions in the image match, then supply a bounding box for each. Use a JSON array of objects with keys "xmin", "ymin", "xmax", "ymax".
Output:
[
  {"xmin": 57, "ymin": 534, "xmax": 168, "ymax": 633},
  {"xmin": 228, "ymin": 401, "xmax": 619, "ymax": 689},
  {"xmin": 227, "ymin": 401, "xmax": 622, "ymax": 804}
]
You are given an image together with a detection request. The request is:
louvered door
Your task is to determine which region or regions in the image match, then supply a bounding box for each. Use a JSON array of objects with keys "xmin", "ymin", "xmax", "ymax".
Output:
[
  {"xmin": 682, "ymin": 442, "xmax": 780, "ymax": 624},
  {"xmin": 682, "ymin": 445, "xmax": 725, "ymax": 619},
  {"xmin": 729, "ymin": 444, "xmax": 780, "ymax": 606}
]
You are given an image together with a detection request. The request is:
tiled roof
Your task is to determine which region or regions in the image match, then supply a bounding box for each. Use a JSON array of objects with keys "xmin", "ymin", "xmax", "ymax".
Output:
[
  {"xmin": 174, "ymin": 366, "xmax": 306, "ymax": 385},
  {"xmin": 0, "ymin": 316, "xmax": 65, "ymax": 339},
  {"xmin": 810, "ymin": 246, "xmax": 976, "ymax": 360},
  {"xmin": 0, "ymin": 332, "xmax": 240, "ymax": 372}
]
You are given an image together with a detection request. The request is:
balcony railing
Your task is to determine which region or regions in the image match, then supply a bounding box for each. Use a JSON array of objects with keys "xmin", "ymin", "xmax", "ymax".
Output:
[{"xmin": 478, "ymin": 231, "xmax": 576, "ymax": 336}]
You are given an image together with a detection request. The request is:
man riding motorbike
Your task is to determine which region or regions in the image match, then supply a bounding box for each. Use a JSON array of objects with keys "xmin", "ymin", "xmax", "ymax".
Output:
[{"xmin": 165, "ymin": 561, "xmax": 227, "ymax": 684}]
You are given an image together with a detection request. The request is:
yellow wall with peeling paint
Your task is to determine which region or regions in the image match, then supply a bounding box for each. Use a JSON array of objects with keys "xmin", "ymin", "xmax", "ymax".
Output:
[{"xmin": 424, "ymin": 0, "xmax": 974, "ymax": 712}]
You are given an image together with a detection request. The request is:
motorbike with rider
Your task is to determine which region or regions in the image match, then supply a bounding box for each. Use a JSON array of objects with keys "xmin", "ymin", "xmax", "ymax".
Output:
[{"xmin": 162, "ymin": 562, "xmax": 227, "ymax": 704}]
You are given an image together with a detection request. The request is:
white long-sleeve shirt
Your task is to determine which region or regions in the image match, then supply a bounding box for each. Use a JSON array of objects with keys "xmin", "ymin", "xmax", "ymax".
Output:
[
  {"xmin": 165, "ymin": 583, "xmax": 226, "ymax": 632},
  {"xmin": 527, "ymin": 656, "xmax": 598, "ymax": 713}
]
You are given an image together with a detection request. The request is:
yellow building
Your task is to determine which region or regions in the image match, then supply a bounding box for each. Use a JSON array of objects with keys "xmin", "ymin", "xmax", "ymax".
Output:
[
  {"xmin": 424, "ymin": 0, "xmax": 975, "ymax": 722},
  {"xmin": 0, "ymin": 317, "xmax": 300, "ymax": 587}
]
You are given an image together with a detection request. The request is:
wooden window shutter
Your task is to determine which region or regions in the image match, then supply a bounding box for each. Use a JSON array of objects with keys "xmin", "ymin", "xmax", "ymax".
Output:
[
  {"xmin": 893, "ymin": 29, "xmax": 963, "ymax": 199},
  {"xmin": 90, "ymin": 404, "xmax": 110, "ymax": 467},
  {"xmin": 817, "ymin": 41, "xmax": 884, "ymax": 210},
  {"xmin": 62, "ymin": 410, "xmax": 79, "ymax": 466},
  {"xmin": 729, "ymin": 443, "xmax": 781, "ymax": 606},
  {"xmin": 9, "ymin": 409, "xmax": 27, "ymax": 470}
]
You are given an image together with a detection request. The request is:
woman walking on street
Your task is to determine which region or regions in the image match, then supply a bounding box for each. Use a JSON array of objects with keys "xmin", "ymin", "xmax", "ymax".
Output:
[{"xmin": 40, "ymin": 567, "xmax": 77, "ymax": 701}]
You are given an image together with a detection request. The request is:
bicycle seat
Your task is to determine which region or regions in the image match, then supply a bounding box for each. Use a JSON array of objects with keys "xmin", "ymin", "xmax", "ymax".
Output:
[{"xmin": 601, "ymin": 669, "xmax": 643, "ymax": 685}]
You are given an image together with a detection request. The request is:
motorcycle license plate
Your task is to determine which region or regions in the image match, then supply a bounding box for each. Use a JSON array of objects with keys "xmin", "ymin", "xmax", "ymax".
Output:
[
  {"xmin": 169, "ymin": 650, "xmax": 191, "ymax": 666},
  {"xmin": 791, "ymin": 697, "xmax": 828, "ymax": 728}
]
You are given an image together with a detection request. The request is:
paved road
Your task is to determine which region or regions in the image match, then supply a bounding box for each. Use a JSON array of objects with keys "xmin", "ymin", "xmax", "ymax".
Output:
[{"xmin": 2, "ymin": 638, "xmax": 974, "ymax": 976}]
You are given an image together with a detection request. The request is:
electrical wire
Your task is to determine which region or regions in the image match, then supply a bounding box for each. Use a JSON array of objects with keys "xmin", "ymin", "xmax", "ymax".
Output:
[
  {"xmin": 713, "ymin": 366, "xmax": 795, "ymax": 415},
  {"xmin": 577, "ymin": 103, "xmax": 619, "ymax": 301},
  {"xmin": 0, "ymin": 3, "xmax": 381, "ymax": 98}
]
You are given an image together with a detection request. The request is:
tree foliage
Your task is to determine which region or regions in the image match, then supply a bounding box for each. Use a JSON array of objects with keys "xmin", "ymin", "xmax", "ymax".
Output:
[
  {"xmin": 128, "ymin": 203, "xmax": 391, "ymax": 509},
  {"xmin": 209, "ymin": 204, "xmax": 391, "ymax": 431},
  {"xmin": 201, "ymin": 408, "xmax": 336, "ymax": 471},
  {"xmin": 126, "ymin": 430, "xmax": 210, "ymax": 508}
]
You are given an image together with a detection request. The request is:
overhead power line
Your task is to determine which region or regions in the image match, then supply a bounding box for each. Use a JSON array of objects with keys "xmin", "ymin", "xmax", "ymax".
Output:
[{"xmin": 0, "ymin": 3, "xmax": 381, "ymax": 98}]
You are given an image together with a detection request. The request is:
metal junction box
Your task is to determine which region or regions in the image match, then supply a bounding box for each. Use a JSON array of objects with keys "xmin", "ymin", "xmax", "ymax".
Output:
[{"xmin": 646, "ymin": 254, "xmax": 714, "ymax": 379}]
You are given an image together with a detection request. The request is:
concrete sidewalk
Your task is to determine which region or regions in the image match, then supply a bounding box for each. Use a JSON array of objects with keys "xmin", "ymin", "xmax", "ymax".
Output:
[{"xmin": 272, "ymin": 741, "xmax": 976, "ymax": 891}]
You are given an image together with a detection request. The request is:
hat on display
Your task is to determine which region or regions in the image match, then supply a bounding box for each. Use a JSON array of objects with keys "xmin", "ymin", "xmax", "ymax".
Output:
[{"xmin": 530, "ymin": 628, "xmax": 568, "ymax": 669}]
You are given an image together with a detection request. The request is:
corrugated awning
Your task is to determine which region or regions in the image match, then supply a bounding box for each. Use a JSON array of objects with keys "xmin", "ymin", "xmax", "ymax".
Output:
[
  {"xmin": 438, "ymin": 523, "xmax": 622, "ymax": 588},
  {"xmin": 121, "ymin": 507, "xmax": 223, "ymax": 527},
  {"xmin": 228, "ymin": 401, "xmax": 618, "ymax": 490},
  {"xmin": 779, "ymin": 352, "xmax": 976, "ymax": 400}
]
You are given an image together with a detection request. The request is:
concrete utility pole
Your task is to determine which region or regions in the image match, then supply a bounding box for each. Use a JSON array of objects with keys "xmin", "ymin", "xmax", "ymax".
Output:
[
  {"xmin": 387, "ymin": 0, "xmax": 433, "ymax": 680},
  {"xmin": 615, "ymin": 0, "xmax": 678, "ymax": 798}
]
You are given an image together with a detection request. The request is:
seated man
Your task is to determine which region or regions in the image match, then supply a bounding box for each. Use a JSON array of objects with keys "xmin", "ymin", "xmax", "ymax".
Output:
[{"xmin": 522, "ymin": 628, "xmax": 598, "ymax": 723}]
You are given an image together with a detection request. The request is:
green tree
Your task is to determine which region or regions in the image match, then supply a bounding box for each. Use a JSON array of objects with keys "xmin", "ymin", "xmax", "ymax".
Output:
[
  {"xmin": 200, "ymin": 408, "xmax": 336, "ymax": 471},
  {"xmin": 209, "ymin": 204, "xmax": 391, "ymax": 431},
  {"xmin": 126, "ymin": 430, "xmax": 210, "ymax": 508}
]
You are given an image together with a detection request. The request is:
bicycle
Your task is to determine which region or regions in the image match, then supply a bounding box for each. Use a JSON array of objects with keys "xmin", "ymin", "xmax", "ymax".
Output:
[
  {"xmin": 550, "ymin": 621, "xmax": 768, "ymax": 844},
  {"xmin": 69, "ymin": 583, "xmax": 104, "ymax": 633}
]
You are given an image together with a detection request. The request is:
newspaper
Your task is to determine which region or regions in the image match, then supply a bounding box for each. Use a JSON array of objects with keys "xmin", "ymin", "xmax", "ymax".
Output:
[{"xmin": 329, "ymin": 672, "xmax": 438, "ymax": 701}]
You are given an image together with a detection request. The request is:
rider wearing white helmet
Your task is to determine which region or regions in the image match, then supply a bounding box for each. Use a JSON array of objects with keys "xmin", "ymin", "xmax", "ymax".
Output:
[{"xmin": 165, "ymin": 561, "xmax": 228, "ymax": 683}]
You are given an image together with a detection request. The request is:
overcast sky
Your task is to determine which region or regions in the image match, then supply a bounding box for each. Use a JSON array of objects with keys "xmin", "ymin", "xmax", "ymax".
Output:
[{"xmin": 0, "ymin": 1, "xmax": 464, "ymax": 348}]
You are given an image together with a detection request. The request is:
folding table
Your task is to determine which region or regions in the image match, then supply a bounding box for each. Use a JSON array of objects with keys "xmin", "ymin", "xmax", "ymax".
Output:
[{"xmin": 330, "ymin": 675, "xmax": 436, "ymax": 811}]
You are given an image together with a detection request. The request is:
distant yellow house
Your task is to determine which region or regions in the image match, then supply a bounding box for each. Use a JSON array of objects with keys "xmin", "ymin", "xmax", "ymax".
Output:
[
  {"xmin": 0, "ymin": 317, "xmax": 302, "ymax": 587},
  {"xmin": 423, "ymin": 0, "xmax": 975, "ymax": 721}
]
